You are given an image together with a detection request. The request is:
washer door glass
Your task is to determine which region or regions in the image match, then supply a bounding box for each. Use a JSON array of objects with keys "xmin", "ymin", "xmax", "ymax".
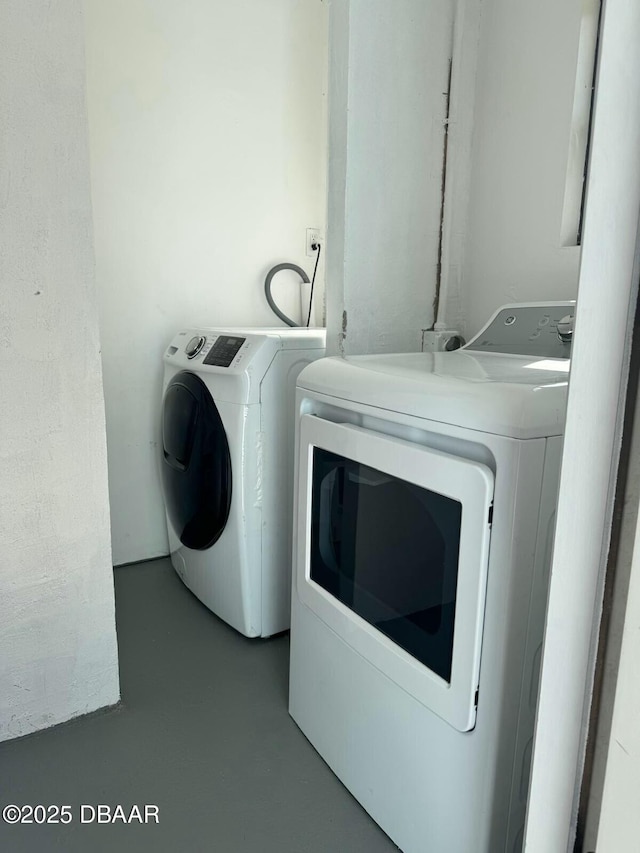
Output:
[{"xmin": 161, "ymin": 371, "xmax": 232, "ymax": 550}]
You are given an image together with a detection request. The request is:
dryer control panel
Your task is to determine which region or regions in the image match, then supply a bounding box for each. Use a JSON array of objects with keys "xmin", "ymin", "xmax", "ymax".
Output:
[{"xmin": 465, "ymin": 303, "xmax": 575, "ymax": 358}]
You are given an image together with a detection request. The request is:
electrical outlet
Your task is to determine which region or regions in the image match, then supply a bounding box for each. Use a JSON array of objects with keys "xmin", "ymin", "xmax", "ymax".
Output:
[
  {"xmin": 306, "ymin": 228, "xmax": 322, "ymax": 257},
  {"xmin": 422, "ymin": 330, "xmax": 465, "ymax": 352}
]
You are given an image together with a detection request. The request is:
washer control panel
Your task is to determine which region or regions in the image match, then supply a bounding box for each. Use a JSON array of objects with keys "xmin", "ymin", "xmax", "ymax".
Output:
[
  {"xmin": 466, "ymin": 304, "xmax": 574, "ymax": 358},
  {"xmin": 203, "ymin": 335, "xmax": 246, "ymax": 368},
  {"xmin": 167, "ymin": 330, "xmax": 260, "ymax": 372}
]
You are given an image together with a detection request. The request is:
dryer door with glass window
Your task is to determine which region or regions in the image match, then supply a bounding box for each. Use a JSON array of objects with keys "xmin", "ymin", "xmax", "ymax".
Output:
[
  {"xmin": 296, "ymin": 415, "xmax": 494, "ymax": 732},
  {"xmin": 161, "ymin": 371, "xmax": 232, "ymax": 550}
]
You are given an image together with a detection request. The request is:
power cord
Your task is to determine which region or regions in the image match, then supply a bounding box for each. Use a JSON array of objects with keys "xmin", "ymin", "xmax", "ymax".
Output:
[{"xmin": 306, "ymin": 241, "xmax": 322, "ymax": 328}]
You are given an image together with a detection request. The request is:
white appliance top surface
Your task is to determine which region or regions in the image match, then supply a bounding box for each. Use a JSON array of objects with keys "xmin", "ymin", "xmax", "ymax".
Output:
[
  {"xmin": 298, "ymin": 303, "xmax": 573, "ymax": 439},
  {"xmin": 297, "ymin": 351, "xmax": 569, "ymax": 438},
  {"xmin": 298, "ymin": 300, "xmax": 575, "ymax": 439}
]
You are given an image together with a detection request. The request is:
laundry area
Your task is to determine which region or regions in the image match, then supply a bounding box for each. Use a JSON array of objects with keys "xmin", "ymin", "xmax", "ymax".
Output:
[{"xmin": 2, "ymin": 1, "xmax": 640, "ymax": 853}]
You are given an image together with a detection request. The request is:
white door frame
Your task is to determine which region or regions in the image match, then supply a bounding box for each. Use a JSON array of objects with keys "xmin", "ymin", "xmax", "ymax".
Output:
[
  {"xmin": 524, "ymin": 0, "xmax": 640, "ymax": 850},
  {"xmin": 595, "ymin": 504, "xmax": 640, "ymax": 849}
]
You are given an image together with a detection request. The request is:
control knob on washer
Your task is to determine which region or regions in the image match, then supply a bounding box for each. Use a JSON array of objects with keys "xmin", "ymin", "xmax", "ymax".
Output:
[
  {"xmin": 557, "ymin": 315, "xmax": 574, "ymax": 343},
  {"xmin": 185, "ymin": 335, "xmax": 206, "ymax": 359}
]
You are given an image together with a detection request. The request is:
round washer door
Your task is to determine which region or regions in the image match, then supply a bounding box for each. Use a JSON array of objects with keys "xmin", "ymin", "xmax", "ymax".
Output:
[{"xmin": 161, "ymin": 371, "xmax": 232, "ymax": 550}]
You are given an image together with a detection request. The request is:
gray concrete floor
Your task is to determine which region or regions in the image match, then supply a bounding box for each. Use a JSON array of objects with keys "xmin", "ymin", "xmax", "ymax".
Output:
[{"xmin": 0, "ymin": 558, "xmax": 398, "ymax": 853}]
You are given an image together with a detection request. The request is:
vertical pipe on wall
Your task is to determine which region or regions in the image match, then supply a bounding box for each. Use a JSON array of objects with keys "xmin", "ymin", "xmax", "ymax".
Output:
[
  {"xmin": 523, "ymin": 0, "xmax": 640, "ymax": 850},
  {"xmin": 434, "ymin": 0, "xmax": 482, "ymax": 332},
  {"xmin": 324, "ymin": 0, "xmax": 350, "ymax": 357}
]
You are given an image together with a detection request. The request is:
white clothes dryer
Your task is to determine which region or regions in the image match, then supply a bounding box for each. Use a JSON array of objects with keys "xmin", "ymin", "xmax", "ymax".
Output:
[
  {"xmin": 288, "ymin": 303, "xmax": 574, "ymax": 852},
  {"xmin": 160, "ymin": 326, "xmax": 325, "ymax": 638}
]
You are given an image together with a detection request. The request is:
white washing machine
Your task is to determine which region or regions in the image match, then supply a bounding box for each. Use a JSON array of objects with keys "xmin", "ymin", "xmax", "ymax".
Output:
[
  {"xmin": 288, "ymin": 303, "xmax": 574, "ymax": 852},
  {"xmin": 160, "ymin": 326, "xmax": 325, "ymax": 638}
]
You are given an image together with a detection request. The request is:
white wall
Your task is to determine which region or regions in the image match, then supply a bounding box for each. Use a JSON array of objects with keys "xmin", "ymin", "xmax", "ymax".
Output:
[
  {"xmin": 452, "ymin": 0, "xmax": 585, "ymax": 337},
  {"xmin": 0, "ymin": 0, "xmax": 119, "ymax": 741},
  {"xmin": 324, "ymin": 0, "xmax": 453, "ymax": 357},
  {"xmin": 83, "ymin": 0, "xmax": 328, "ymax": 565}
]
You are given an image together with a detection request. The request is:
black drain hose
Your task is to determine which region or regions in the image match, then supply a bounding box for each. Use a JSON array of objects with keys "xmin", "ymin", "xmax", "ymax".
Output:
[{"xmin": 264, "ymin": 263, "xmax": 310, "ymax": 328}]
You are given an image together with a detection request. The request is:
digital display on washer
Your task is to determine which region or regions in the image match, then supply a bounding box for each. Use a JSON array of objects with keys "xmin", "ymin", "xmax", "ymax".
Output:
[{"xmin": 203, "ymin": 336, "xmax": 246, "ymax": 367}]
